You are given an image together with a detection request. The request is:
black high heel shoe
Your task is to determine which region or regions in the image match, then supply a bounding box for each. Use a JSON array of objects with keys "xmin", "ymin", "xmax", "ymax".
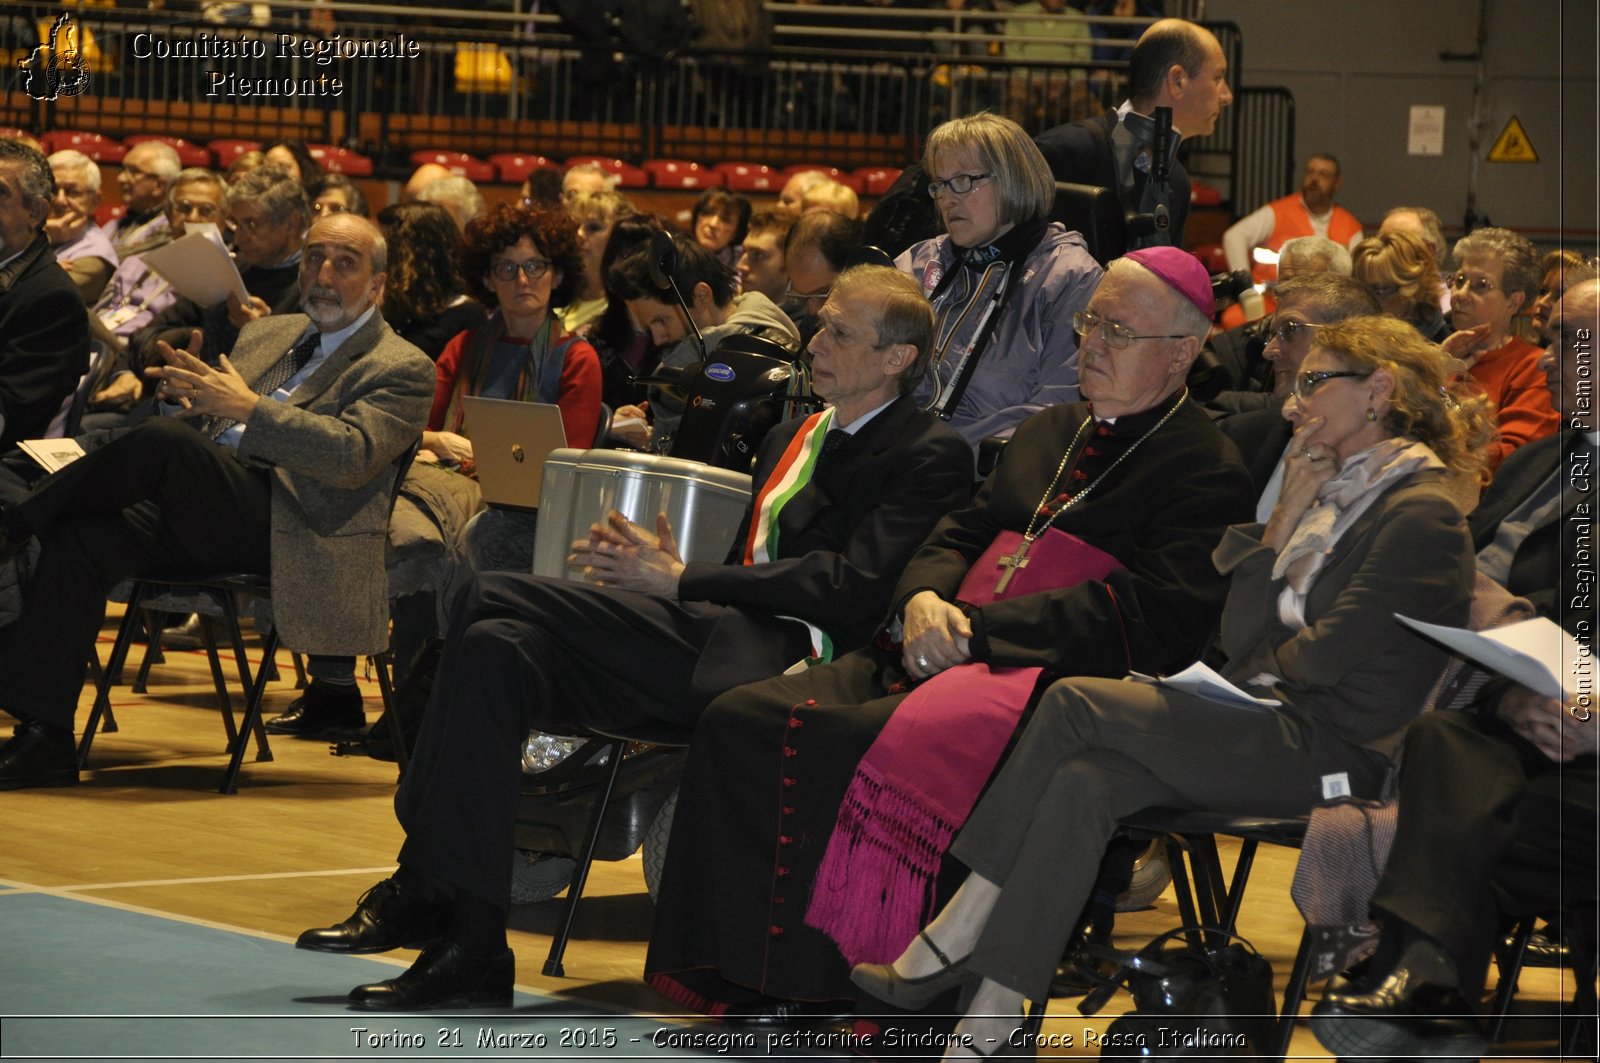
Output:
[{"xmin": 850, "ymin": 931, "xmax": 969, "ymax": 1009}]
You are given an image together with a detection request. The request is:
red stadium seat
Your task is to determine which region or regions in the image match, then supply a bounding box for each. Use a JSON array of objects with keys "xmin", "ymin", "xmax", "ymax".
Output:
[
  {"xmin": 1190, "ymin": 180, "xmax": 1222, "ymax": 207},
  {"xmin": 208, "ymin": 139, "xmax": 262, "ymax": 169},
  {"xmin": 1192, "ymin": 242, "xmax": 1228, "ymax": 275},
  {"xmin": 95, "ymin": 203, "xmax": 125, "ymax": 228},
  {"xmin": 408, "ymin": 149, "xmax": 495, "ymax": 183},
  {"xmin": 644, "ymin": 158, "xmax": 723, "ymax": 190},
  {"xmin": 564, "ymin": 155, "xmax": 649, "ymax": 189},
  {"xmin": 309, "ymin": 143, "xmax": 374, "ymax": 176},
  {"xmin": 41, "ymin": 129, "xmax": 125, "ymax": 163},
  {"xmin": 489, "ymin": 153, "xmax": 559, "ymax": 184},
  {"xmin": 713, "ymin": 161, "xmax": 778, "ymax": 192},
  {"xmin": 853, "ymin": 165, "xmax": 902, "ymax": 196},
  {"xmin": 124, "ymin": 134, "xmax": 212, "ymax": 168}
]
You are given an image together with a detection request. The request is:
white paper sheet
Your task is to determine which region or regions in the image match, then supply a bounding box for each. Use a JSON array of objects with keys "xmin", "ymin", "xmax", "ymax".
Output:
[
  {"xmin": 140, "ymin": 229, "xmax": 249, "ymax": 306},
  {"xmin": 1127, "ymin": 661, "xmax": 1281, "ymax": 710},
  {"xmin": 1395, "ymin": 613, "xmax": 1582, "ymax": 701}
]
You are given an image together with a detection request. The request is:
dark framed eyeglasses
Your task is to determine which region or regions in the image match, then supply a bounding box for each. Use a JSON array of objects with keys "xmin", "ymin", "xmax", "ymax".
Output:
[
  {"xmin": 489, "ymin": 257, "xmax": 552, "ymax": 282},
  {"xmin": 1292, "ymin": 369, "xmax": 1371, "ymax": 400},
  {"xmin": 1071, "ymin": 310, "xmax": 1187, "ymax": 351},
  {"xmin": 1446, "ymin": 272, "xmax": 1499, "ymax": 295},
  {"xmin": 926, "ymin": 171, "xmax": 994, "ymax": 198},
  {"xmin": 785, "ymin": 282, "xmax": 833, "ymax": 304},
  {"xmin": 1265, "ymin": 319, "xmax": 1326, "ymax": 344}
]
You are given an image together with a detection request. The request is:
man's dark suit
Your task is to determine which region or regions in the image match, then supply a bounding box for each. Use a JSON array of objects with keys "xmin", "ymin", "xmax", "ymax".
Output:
[
  {"xmin": 1369, "ymin": 430, "xmax": 1596, "ymax": 992},
  {"xmin": 0, "ymin": 234, "xmax": 89, "ymax": 451},
  {"xmin": 1035, "ymin": 111, "xmax": 1192, "ymax": 249},
  {"xmin": 0, "ymin": 310, "xmax": 434, "ymax": 730},
  {"xmin": 131, "ymin": 258, "xmax": 303, "ymax": 371},
  {"xmin": 1218, "ymin": 405, "xmax": 1290, "ymax": 499},
  {"xmin": 394, "ymin": 395, "xmax": 973, "ymax": 910}
]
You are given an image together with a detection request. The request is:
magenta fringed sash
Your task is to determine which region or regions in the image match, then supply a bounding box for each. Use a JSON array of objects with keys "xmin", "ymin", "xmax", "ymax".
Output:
[{"xmin": 803, "ymin": 528, "xmax": 1123, "ymax": 965}]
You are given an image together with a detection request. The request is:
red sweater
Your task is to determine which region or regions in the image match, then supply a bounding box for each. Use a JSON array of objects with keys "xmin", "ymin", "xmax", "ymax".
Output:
[
  {"xmin": 1467, "ymin": 336, "xmax": 1559, "ymax": 472},
  {"xmin": 429, "ymin": 326, "xmax": 603, "ymax": 449}
]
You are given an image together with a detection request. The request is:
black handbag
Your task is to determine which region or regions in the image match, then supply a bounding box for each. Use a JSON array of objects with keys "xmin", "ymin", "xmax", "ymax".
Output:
[{"xmin": 1076, "ymin": 926, "xmax": 1276, "ymax": 1059}]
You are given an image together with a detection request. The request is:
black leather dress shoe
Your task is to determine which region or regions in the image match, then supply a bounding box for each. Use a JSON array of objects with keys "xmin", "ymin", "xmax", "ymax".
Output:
[
  {"xmin": 347, "ymin": 941, "xmax": 515, "ymax": 1011},
  {"xmin": 1310, "ymin": 968, "xmax": 1487, "ymax": 1060},
  {"xmin": 1506, "ymin": 928, "xmax": 1570, "ymax": 968},
  {"xmin": 0, "ymin": 718, "xmax": 78, "ymax": 791},
  {"xmin": 722, "ymin": 997, "xmax": 854, "ymax": 1026},
  {"xmin": 264, "ymin": 682, "xmax": 365, "ymax": 737},
  {"xmin": 296, "ymin": 878, "xmax": 449, "ymax": 954}
]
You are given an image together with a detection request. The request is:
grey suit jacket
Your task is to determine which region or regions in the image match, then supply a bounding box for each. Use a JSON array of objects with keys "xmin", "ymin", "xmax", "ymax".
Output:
[{"xmin": 228, "ymin": 311, "xmax": 434, "ymax": 654}]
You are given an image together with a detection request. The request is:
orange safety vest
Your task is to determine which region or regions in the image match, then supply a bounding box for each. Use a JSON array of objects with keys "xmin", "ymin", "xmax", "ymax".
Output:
[{"xmin": 1250, "ymin": 194, "xmax": 1364, "ymax": 287}]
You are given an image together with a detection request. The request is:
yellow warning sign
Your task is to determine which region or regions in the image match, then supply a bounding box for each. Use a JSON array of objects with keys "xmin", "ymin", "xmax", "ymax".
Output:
[{"xmin": 1487, "ymin": 116, "xmax": 1539, "ymax": 163}]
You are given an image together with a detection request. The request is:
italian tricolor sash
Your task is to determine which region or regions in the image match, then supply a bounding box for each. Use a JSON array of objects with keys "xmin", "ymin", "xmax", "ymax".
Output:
[{"xmin": 742, "ymin": 408, "xmax": 836, "ymax": 662}]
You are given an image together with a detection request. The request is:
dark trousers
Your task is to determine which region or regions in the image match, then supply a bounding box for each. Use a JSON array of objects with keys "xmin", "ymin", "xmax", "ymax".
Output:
[
  {"xmin": 394, "ymin": 570, "xmax": 810, "ymax": 912},
  {"xmin": 0, "ymin": 418, "xmax": 270, "ymax": 728},
  {"xmin": 1370, "ymin": 709, "xmax": 1599, "ymax": 992}
]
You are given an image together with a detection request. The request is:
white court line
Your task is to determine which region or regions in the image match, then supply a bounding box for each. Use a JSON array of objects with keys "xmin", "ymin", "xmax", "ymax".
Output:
[{"xmin": 0, "ymin": 866, "xmax": 399, "ymax": 892}]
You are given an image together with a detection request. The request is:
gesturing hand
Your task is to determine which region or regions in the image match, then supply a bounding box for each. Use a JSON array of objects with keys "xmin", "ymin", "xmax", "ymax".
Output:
[
  {"xmin": 901, "ymin": 590, "xmax": 973, "ymax": 679},
  {"xmin": 568, "ymin": 510, "xmax": 686, "ymax": 597},
  {"xmin": 144, "ymin": 329, "xmax": 261, "ymax": 423}
]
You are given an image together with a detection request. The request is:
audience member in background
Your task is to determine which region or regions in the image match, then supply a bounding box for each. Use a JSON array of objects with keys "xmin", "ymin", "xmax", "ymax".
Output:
[
  {"xmin": 776, "ymin": 168, "xmax": 829, "ymax": 218},
  {"xmin": 561, "ymin": 188, "xmax": 634, "ymax": 334},
  {"xmin": 802, "ymin": 179, "xmax": 860, "ymax": 219},
  {"xmin": 401, "ymin": 162, "xmax": 452, "ymax": 203},
  {"xmin": 1224, "ymin": 154, "xmax": 1364, "ymax": 285},
  {"xmin": 520, "ymin": 168, "xmax": 564, "ymax": 209},
  {"xmin": 1528, "ymin": 248, "xmax": 1597, "ymax": 336},
  {"xmin": 375, "ymin": 202, "xmax": 487, "ymax": 362},
  {"xmin": 261, "ymin": 139, "xmax": 322, "ymax": 191},
  {"xmin": 0, "ymin": 139, "xmax": 89, "ymax": 452},
  {"xmin": 308, "ymin": 173, "xmax": 369, "ymax": 219},
  {"xmin": 133, "ymin": 166, "xmax": 309, "ymax": 370},
  {"xmin": 1443, "ymin": 227, "xmax": 1559, "ymax": 472},
  {"xmin": 1214, "ymin": 275, "xmax": 1382, "ymax": 513},
  {"xmin": 86, "ymin": 169, "xmax": 227, "ymax": 424},
  {"xmin": 1035, "ymin": 18, "xmax": 1232, "ymax": 250},
  {"xmin": 1200, "ymin": 236, "xmax": 1354, "ymax": 409},
  {"xmin": 1353, "ymin": 229, "xmax": 1448, "ymax": 342},
  {"xmin": 783, "ymin": 209, "xmax": 861, "ymax": 344},
  {"xmin": 225, "ymin": 149, "xmax": 265, "ymax": 184},
  {"xmin": 608, "ymin": 233, "xmax": 800, "ymax": 449},
  {"xmin": 587, "ymin": 213, "xmax": 670, "ymax": 418},
  {"xmin": 690, "ymin": 187, "xmax": 751, "ymax": 269},
  {"xmin": 1379, "ymin": 205, "xmax": 1448, "ymax": 273},
  {"xmin": 856, "ymin": 315, "xmax": 1492, "ymax": 1059},
  {"xmin": 561, "ymin": 162, "xmax": 615, "ymax": 205},
  {"xmin": 900, "ymin": 112, "xmax": 1101, "ymax": 455},
  {"xmin": 102, "ymin": 140, "xmax": 180, "ymax": 257},
  {"xmin": 45, "ymin": 149, "xmax": 118, "ymax": 303},
  {"xmin": 1311, "ymin": 279, "xmax": 1599, "ymax": 1063},
  {"xmin": 419, "ymin": 176, "xmax": 486, "ymax": 231},
  {"xmin": 1003, "ymin": 0, "xmax": 1091, "ymax": 127},
  {"xmin": 734, "ymin": 210, "xmax": 794, "ymax": 307}
]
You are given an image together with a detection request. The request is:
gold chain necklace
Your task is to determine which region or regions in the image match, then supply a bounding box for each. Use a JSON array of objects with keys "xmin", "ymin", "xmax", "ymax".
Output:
[{"xmin": 995, "ymin": 390, "xmax": 1189, "ymax": 593}]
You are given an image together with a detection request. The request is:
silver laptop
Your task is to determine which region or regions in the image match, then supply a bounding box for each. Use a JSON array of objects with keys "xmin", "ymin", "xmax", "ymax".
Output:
[{"xmin": 461, "ymin": 397, "xmax": 569, "ymax": 510}]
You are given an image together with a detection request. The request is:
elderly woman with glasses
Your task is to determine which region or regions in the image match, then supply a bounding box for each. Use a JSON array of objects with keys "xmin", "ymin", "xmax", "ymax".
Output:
[
  {"xmin": 1440, "ymin": 226, "xmax": 1559, "ymax": 471},
  {"xmin": 853, "ymin": 316, "xmax": 1495, "ymax": 1057},
  {"xmin": 898, "ymin": 112, "xmax": 1102, "ymax": 456}
]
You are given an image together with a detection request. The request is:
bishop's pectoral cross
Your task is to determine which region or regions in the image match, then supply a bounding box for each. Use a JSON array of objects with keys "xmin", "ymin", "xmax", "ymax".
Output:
[{"xmin": 995, "ymin": 538, "xmax": 1032, "ymax": 594}]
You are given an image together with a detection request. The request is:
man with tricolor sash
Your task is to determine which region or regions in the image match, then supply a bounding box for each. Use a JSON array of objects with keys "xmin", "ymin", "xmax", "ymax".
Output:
[{"xmin": 294, "ymin": 265, "xmax": 972, "ymax": 1010}]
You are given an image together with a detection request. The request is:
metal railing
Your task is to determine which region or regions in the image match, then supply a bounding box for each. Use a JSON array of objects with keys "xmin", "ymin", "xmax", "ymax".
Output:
[{"xmin": 3, "ymin": 2, "xmax": 1288, "ymax": 216}]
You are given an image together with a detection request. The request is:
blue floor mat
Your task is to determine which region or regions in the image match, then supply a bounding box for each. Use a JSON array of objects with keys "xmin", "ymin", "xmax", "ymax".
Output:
[{"xmin": 0, "ymin": 891, "xmax": 769, "ymax": 1060}]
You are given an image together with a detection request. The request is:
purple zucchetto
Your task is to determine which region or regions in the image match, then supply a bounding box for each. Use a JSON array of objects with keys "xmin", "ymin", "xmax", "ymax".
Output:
[{"xmin": 1124, "ymin": 246, "xmax": 1215, "ymax": 319}]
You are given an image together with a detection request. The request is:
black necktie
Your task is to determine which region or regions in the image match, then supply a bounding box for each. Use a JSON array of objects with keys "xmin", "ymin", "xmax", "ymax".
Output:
[
  {"xmin": 207, "ymin": 332, "xmax": 320, "ymax": 439},
  {"xmin": 819, "ymin": 428, "xmax": 851, "ymax": 465}
]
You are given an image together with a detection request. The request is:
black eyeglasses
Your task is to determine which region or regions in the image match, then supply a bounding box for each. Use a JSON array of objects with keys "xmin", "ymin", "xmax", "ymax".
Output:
[
  {"xmin": 1265, "ymin": 319, "xmax": 1326, "ymax": 344},
  {"xmin": 785, "ymin": 282, "xmax": 832, "ymax": 303},
  {"xmin": 489, "ymin": 257, "xmax": 552, "ymax": 282},
  {"xmin": 1071, "ymin": 310, "xmax": 1187, "ymax": 351},
  {"xmin": 926, "ymin": 172, "xmax": 993, "ymax": 198},
  {"xmin": 1292, "ymin": 369, "xmax": 1371, "ymax": 400}
]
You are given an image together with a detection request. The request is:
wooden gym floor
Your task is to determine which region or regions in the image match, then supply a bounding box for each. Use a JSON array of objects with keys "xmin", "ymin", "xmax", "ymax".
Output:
[{"xmin": 0, "ymin": 609, "xmax": 1583, "ymax": 1060}]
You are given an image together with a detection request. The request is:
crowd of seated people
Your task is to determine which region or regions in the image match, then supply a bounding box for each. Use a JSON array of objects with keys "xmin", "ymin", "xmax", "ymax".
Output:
[{"xmin": 0, "ymin": 10, "xmax": 1592, "ymax": 1057}]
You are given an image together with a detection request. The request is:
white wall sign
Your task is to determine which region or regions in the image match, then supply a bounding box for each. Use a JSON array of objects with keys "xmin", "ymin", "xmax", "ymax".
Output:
[{"xmin": 1408, "ymin": 105, "xmax": 1445, "ymax": 156}]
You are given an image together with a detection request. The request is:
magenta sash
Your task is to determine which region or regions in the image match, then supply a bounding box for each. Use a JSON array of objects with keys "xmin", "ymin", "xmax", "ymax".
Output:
[{"xmin": 803, "ymin": 529, "xmax": 1122, "ymax": 965}]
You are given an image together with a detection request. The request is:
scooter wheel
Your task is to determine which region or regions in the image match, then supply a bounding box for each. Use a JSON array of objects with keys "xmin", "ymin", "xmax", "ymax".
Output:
[{"xmin": 510, "ymin": 850, "xmax": 576, "ymax": 904}]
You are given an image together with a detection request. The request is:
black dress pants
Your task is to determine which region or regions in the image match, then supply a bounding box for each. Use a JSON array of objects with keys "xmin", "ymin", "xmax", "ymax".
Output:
[
  {"xmin": 1369, "ymin": 709, "xmax": 1599, "ymax": 992},
  {"xmin": 394, "ymin": 570, "xmax": 810, "ymax": 912},
  {"xmin": 0, "ymin": 418, "xmax": 271, "ymax": 728}
]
